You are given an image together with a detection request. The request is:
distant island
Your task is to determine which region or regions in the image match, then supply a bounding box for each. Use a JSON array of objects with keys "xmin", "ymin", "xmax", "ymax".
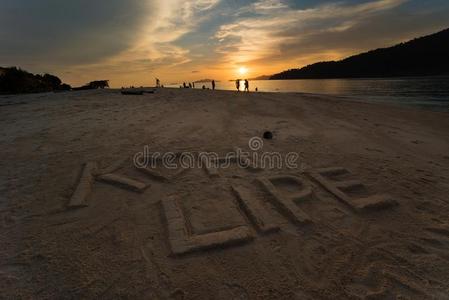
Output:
[
  {"xmin": 271, "ymin": 28, "xmax": 449, "ymax": 80},
  {"xmin": 0, "ymin": 66, "xmax": 111, "ymax": 95},
  {"xmin": 0, "ymin": 67, "xmax": 71, "ymax": 94},
  {"xmin": 194, "ymin": 79, "xmax": 219, "ymax": 83}
]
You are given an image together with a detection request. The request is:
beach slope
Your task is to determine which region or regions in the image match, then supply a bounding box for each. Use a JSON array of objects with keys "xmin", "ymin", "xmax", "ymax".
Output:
[{"xmin": 1, "ymin": 88, "xmax": 449, "ymax": 298}]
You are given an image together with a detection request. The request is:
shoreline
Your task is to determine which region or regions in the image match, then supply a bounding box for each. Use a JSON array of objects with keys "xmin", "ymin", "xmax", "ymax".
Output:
[
  {"xmin": 4, "ymin": 86, "xmax": 448, "ymax": 114},
  {"xmin": 0, "ymin": 87, "xmax": 449, "ymax": 119},
  {"xmin": 165, "ymin": 76, "xmax": 449, "ymax": 112}
]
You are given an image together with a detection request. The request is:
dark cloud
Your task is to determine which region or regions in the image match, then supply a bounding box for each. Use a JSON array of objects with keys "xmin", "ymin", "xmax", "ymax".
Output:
[
  {"xmin": 214, "ymin": 0, "xmax": 449, "ymax": 70},
  {"xmin": 0, "ymin": 0, "xmax": 151, "ymax": 67},
  {"xmin": 276, "ymin": 3, "xmax": 449, "ymax": 64}
]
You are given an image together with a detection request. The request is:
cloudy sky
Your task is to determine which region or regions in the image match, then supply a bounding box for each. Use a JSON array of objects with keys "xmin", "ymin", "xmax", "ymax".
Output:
[{"xmin": 1, "ymin": 0, "xmax": 448, "ymax": 87}]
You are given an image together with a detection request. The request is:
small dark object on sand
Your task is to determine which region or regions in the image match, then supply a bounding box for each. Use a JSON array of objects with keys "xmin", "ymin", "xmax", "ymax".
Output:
[
  {"xmin": 121, "ymin": 90, "xmax": 143, "ymax": 95},
  {"xmin": 263, "ymin": 131, "xmax": 273, "ymax": 140}
]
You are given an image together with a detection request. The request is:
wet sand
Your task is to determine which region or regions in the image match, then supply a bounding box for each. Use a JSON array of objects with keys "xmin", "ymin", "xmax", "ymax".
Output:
[{"xmin": 1, "ymin": 88, "xmax": 449, "ymax": 298}]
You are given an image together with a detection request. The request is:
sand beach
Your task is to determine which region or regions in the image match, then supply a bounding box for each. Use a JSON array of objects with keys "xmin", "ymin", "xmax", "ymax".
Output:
[{"xmin": 1, "ymin": 88, "xmax": 449, "ymax": 298}]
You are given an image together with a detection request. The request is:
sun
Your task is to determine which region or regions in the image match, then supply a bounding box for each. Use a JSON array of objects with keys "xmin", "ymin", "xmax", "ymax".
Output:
[{"xmin": 238, "ymin": 67, "xmax": 248, "ymax": 76}]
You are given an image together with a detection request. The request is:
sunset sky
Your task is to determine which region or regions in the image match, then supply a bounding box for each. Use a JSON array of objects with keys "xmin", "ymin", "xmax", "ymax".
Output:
[{"xmin": 1, "ymin": 0, "xmax": 448, "ymax": 87}]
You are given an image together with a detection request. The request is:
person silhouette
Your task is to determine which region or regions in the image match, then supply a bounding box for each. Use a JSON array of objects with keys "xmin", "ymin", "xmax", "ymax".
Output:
[
  {"xmin": 193, "ymin": 82, "xmax": 195, "ymax": 88},
  {"xmin": 244, "ymin": 79, "xmax": 249, "ymax": 92},
  {"xmin": 155, "ymin": 78, "xmax": 160, "ymax": 88},
  {"xmin": 189, "ymin": 82, "xmax": 192, "ymax": 88},
  {"xmin": 235, "ymin": 79, "xmax": 240, "ymax": 91},
  {"xmin": 212, "ymin": 80, "xmax": 216, "ymax": 90}
]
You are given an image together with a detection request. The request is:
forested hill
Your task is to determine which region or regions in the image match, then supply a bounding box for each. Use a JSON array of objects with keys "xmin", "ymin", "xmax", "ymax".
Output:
[
  {"xmin": 0, "ymin": 67, "xmax": 71, "ymax": 94},
  {"xmin": 270, "ymin": 28, "xmax": 449, "ymax": 80}
]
